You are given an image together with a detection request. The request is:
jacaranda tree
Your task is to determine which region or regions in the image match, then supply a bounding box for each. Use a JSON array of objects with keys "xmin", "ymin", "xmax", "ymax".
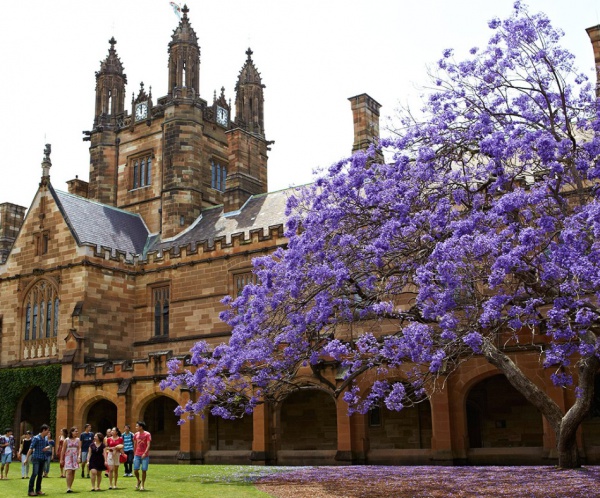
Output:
[{"xmin": 163, "ymin": 2, "xmax": 600, "ymax": 468}]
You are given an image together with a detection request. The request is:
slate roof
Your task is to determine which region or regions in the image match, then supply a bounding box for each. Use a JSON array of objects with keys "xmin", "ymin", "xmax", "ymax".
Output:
[
  {"xmin": 51, "ymin": 185, "xmax": 293, "ymax": 259},
  {"xmin": 151, "ymin": 187, "xmax": 293, "ymax": 253},
  {"xmin": 52, "ymin": 187, "xmax": 150, "ymax": 257}
]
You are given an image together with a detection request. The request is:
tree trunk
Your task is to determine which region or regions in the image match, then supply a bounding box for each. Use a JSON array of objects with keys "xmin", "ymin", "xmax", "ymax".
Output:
[
  {"xmin": 557, "ymin": 428, "xmax": 580, "ymax": 468},
  {"xmin": 482, "ymin": 338, "xmax": 600, "ymax": 469},
  {"xmin": 555, "ymin": 353, "xmax": 600, "ymax": 469},
  {"xmin": 481, "ymin": 340, "xmax": 563, "ymax": 433}
]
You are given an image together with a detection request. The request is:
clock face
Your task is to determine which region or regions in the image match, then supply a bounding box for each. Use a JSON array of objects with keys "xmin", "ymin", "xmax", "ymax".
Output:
[
  {"xmin": 216, "ymin": 106, "xmax": 228, "ymax": 126},
  {"xmin": 135, "ymin": 103, "xmax": 148, "ymax": 121}
]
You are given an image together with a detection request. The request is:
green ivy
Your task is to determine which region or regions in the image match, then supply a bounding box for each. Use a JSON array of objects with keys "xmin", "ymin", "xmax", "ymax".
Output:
[{"xmin": 0, "ymin": 365, "xmax": 61, "ymax": 434}]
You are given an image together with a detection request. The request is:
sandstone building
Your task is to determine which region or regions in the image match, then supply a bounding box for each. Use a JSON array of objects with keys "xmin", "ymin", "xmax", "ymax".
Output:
[{"xmin": 1, "ymin": 9, "xmax": 600, "ymax": 465}]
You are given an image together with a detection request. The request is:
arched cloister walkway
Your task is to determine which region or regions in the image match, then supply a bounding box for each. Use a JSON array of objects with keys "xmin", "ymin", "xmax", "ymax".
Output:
[
  {"xmin": 141, "ymin": 395, "xmax": 180, "ymax": 451},
  {"xmin": 582, "ymin": 374, "xmax": 600, "ymax": 462},
  {"xmin": 84, "ymin": 399, "xmax": 117, "ymax": 436},
  {"xmin": 207, "ymin": 413, "xmax": 252, "ymax": 451},
  {"xmin": 18, "ymin": 386, "xmax": 51, "ymax": 436},
  {"xmin": 465, "ymin": 374, "xmax": 544, "ymax": 464},
  {"xmin": 276, "ymin": 388, "xmax": 338, "ymax": 465}
]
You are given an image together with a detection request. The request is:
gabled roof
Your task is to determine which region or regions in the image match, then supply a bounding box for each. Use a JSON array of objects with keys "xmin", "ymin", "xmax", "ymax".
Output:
[
  {"xmin": 151, "ymin": 188, "xmax": 292, "ymax": 253},
  {"xmin": 52, "ymin": 186, "xmax": 149, "ymax": 257},
  {"xmin": 49, "ymin": 185, "xmax": 293, "ymax": 260}
]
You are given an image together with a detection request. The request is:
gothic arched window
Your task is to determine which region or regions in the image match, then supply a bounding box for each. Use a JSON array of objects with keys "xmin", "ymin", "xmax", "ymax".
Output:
[{"xmin": 23, "ymin": 280, "xmax": 59, "ymax": 341}]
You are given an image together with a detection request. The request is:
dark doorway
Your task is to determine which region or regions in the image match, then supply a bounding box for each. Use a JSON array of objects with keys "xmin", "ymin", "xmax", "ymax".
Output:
[
  {"xmin": 20, "ymin": 386, "xmax": 51, "ymax": 435},
  {"xmin": 582, "ymin": 374, "xmax": 600, "ymax": 449},
  {"xmin": 368, "ymin": 400, "xmax": 432, "ymax": 449},
  {"xmin": 279, "ymin": 390, "xmax": 337, "ymax": 450},
  {"xmin": 142, "ymin": 396, "xmax": 180, "ymax": 451},
  {"xmin": 466, "ymin": 375, "xmax": 543, "ymax": 448},
  {"xmin": 85, "ymin": 400, "xmax": 117, "ymax": 436},
  {"xmin": 207, "ymin": 413, "xmax": 252, "ymax": 451}
]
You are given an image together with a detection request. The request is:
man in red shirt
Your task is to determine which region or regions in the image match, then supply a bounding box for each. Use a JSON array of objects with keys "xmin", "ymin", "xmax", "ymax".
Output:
[{"xmin": 133, "ymin": 421, "xmax": 151, "ymax": 491}]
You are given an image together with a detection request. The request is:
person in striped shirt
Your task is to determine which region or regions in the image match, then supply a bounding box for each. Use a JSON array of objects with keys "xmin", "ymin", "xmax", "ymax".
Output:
[{"xmin": 121, "ymin": 425, "xmax": 134, "ymax": 477}]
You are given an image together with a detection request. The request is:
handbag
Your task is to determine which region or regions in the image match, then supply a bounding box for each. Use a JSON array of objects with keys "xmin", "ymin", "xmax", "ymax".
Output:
[{"xmin": 119, "ymin": 452, "xmax": 127, "ymax": 464}]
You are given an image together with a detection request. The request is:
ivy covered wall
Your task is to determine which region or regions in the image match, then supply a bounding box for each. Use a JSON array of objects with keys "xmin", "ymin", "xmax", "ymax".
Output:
[{"xmin": 0, "ymin": 364, "xmax": 61, "ymax": 432}]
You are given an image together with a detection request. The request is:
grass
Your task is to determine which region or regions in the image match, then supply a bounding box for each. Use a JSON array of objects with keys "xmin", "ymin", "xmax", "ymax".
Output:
[
  {"xmin": 0, "ymin": 464, "xmax": 284, "ymax": 497},
  {"xmin": 5, "ymin": 464, "xmax": 600, "ymax": 497}
]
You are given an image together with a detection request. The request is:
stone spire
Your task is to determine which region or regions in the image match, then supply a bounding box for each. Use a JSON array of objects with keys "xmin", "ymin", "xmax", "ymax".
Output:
[
  {"xmin": 168, "ymin": 4, "xmax": 200, "ymax": 99},
  {"xmin": 234, "ymin": 48, "xmax": 265, "ymax": 136},
  {"xmin": 94, "ymin": 37, "xmax": 127, "ymax": 127},
  {"xmin": 170, "ymin": 4, "xmax": 198, "ymax": 45},
  {"xmin": 98, "ymin": 37, "xmax": 126, "ymax": 78}
]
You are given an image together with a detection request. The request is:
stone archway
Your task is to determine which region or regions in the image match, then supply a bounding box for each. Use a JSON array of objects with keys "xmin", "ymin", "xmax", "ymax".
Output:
[
  {"xmin": 18, "ymin": 386, "xmax": 51, "ymax": 435},
  {"xmin": 279, "ymin": 389, "xmax": 337, "ymax": 451},
  {"xmin": 582, "ymin": 374, "xmax": 600, "ymax": 462},
  {"xmin": 141, "ymin": 396, "xmax": 180, "ymax": 451},
  {"xmin": 367, "ymin": 401, "xmax": 432, "ymax": 450},
  {"xmin": 465, "ymin": 374, "xmax": 543, "ymax": 464},
  {"xmin": 207, "ymin": 413, "xmax": 252, "ymax": 451},
  {"xmin": 84, "ymin": 399, "xmax": 117, "ymax": 436}
]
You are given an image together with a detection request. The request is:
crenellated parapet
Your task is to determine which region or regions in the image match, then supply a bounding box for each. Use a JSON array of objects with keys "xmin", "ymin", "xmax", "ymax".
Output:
[
  {"xmin": 142, "ymin": 224, "xmax": 284, "ymax": 264},
  {"xmin": 71, "ymin": 350, "xmax": 183, "ymax": 384}
]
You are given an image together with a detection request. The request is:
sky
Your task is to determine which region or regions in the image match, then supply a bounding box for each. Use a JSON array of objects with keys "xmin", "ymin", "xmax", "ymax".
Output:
[{"xmin": 0, "ymin": 0, "xmax": 598, "ymax": 208}]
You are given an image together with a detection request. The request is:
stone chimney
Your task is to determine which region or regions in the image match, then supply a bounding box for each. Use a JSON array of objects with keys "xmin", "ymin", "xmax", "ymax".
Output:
[
  {"xmin": 0, "ymin": 202, "xmax": 26, "ymax": 264},
  {"xmin": 587, "ymin": 24, "xmax": 600, "ymax": 97},
  {"xmin": 349, "ymin": 93, "xmax": 382, "ymax": 154},
  {"xmin": 66, "ymin": 176, "xmax": 90, "ymax": 198}
]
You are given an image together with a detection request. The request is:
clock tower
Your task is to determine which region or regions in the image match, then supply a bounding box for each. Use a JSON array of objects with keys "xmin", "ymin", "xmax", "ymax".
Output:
[{"xmin": 83, "ymin": 5, "xmax": 271, "ymax": 237}]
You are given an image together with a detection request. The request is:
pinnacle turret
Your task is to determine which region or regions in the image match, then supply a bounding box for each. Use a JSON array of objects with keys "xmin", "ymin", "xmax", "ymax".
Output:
[
  {"xmin": 169, "ymin": 4, "xmax": 198, "ymax": 47},
  {"xmin": 97, "ymin": 37, "xmax": 126, "ymax": 81},
  {"xmin": 167, "ymin": 4, "xmax": 200, "ymax": 99},
  {"xmin": 234, "ymin": 48, "xmax": 265, "ymax": 136}
]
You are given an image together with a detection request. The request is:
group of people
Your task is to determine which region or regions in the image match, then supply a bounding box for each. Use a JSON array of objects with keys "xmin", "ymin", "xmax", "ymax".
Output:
[
  {"xmin": 76, "ymin": 423, "xmax": 147, "ymax": 492},
  {"xmin": 1, "ymin": 427, "xmax": 56, "ymax": 482},
  {"xmin": 3, "ymin": 421, "xmax": 152, "ymax": 496}
]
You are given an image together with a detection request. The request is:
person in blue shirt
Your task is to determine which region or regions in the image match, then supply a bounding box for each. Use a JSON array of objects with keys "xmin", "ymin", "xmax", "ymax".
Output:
[
  {"xmin": 79, "ymin": 424, "xmax": 94, "ymax": 479},
  {"xmin": 26, "ymin": 424, "xmax": 50, "ymax": 496}
]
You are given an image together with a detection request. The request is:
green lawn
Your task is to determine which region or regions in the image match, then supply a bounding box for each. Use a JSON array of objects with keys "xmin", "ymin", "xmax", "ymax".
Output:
[{"xmin": 1, "ymin": 464, "xmax": 282, "ymax": 497}]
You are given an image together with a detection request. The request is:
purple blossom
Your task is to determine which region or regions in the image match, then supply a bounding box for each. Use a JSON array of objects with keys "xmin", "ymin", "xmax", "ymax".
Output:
[
  {"xmin": 162, "ymin": 1, "xmax": 600, "ymax": 469},
  {"xmin": 463, "ymin": 332, "xmax": 484, "ymax": 353}
]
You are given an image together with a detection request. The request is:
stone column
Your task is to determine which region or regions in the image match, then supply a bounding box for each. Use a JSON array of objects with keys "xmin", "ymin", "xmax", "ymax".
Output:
[{"xmin": 250, "ymin": 403, "xmax": 274, "ymax": 465}]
